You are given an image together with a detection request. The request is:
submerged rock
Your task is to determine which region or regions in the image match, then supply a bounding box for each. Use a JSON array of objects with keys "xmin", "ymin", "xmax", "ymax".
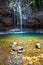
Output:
[
  {"xmin": 17, "ymin": 50, "xmax": 25, "ymax": 54},
  {"xmin": 13, "ymin": 46, "xmax": 23, "ymax": 51},
  {"xmin": 17, "ymin": 46, "xmax": 23, "ymax": 50},
  {"xmin": 14, "ymin": 62, "xmax": 22, "ymax": 65},
  {"xmin": 12, "ymin": 42, "xmax": 17, "ymax": 51},
  {"xmin": 35, "ymin": 43, "xmax": 41, "ymax": 49},
  {"xmin": 17, "ymin": 46, "xmax": 25, "ymax": 54},
  {"xmin": 12, "ymin": 42, "xmax": 17, "ymax": 47}
]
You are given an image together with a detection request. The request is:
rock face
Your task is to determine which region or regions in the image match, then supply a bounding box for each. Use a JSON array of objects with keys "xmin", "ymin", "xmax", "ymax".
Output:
[
  {"xmin": 0, "ymin": 6, "xmax": 43, "ymax": 32},
  {"xmin": 0, "ymin": 1, "xmax": 43, "ymax": 32},
  {"xmin": 26, "ymin": 12, "xmax": 43, "ymax": 30},
  {"xmin": 0, "ymin": 9, "xmax": 20, "ymax": 32}
]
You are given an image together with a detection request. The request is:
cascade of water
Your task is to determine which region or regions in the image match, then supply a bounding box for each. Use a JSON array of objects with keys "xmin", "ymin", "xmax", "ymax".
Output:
[
  {"xmin": 7, "ymin": 0, "xmax": 26, "ymax": 33},
  {"xmin": 17, "ymin": 0, "xmax": 22, "ymax": 32},
  {"xmin": 0, "ymin": 0, "xmax": 26, "ymax": 34},
  {"xmin": 13, "ymin": 0, "xmax": 22, "ymax": 32}
]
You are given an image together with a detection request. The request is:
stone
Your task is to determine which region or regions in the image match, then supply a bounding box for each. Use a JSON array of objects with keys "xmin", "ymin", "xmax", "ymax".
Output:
[
  {"xmin": 33, "ymin": 49, "xmax": 36, "ymax": 51},
  {"xmin": 22, "ymin": 56, "xmax": 27, "ymax": 60},
  {"xmin": 12, "ymin": 42, "xmax": 17, "ymax": 47},
  {"xmin": 33, "ymin": 56, "xmax": 38, "ymax": 60},
  {"xmin": 12, "ymin": 45, "xmax": 23, "ymax": 52},
  {"xmin": 12, "ymin": 42, "xmax": 17, "ymax": 51},
  {"xmin": 14, "ymin": 62, "xmax": 22, "ymax": 65},
  {"xmin": 35, "ymin": 43, "xmax": 41, "ymax": 49},
  {"xmin": 17, "ymin": 46, "xmax": 23, "ymax": 50},
  {"xmin": 3, "ymin": 44, "xmax": 5, "ymax": 47},
  {"xmin": 26, "ymin": 57, "xmax": 32, "ymax": 61},
  {"xmin": 37, "ymin": 49, "xmax": 40, "ymax": 52},
  {"xmin": 27, "ymin": 62, "xmax": 33, "ymax": 65},
  {"xmin": 33, "ymin": 48, "xmax": 40, "ymax": 53},
  {"xmin": 40, "ymin": 54, "xmax": 43, "ymax": 58},
  {"xmin": 17, "ymin": 50, "xmax": 25, "ymax": 54}
]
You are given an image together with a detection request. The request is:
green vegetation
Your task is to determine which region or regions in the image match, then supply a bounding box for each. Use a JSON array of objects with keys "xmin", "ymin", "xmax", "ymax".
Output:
[{"xmin": 2, "ymin": 0, "xmax": 43, "ymax": 15}]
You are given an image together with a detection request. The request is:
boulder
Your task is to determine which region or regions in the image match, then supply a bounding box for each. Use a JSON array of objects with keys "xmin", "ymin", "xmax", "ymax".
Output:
[{"xmin": 35, "ymin": 43, "xmax": 41, "ymax": 49}]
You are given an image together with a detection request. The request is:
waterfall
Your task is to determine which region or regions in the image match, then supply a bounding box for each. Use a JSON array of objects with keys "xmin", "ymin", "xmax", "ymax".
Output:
[
  {"xmin": 17, "ymin": 0, "xmax": 22, "ymax": 32},
  {"xmin": 9, "ymin": 0, "xmax": 26, "ymax": 33}
]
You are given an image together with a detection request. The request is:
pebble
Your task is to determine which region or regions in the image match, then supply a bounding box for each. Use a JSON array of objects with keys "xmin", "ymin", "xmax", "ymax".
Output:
[
  {"xmin": 22, "ymin": 56, "xmax": 32, "ymax": 61},
  {"xmin": 26, "ymin": 57, "xmax": 32, "ymax": 61},
  {"xmin": 37, "ymin": 49, "xmax": 40, "ymax": 52},
  {"xmin": 22, "ymin": 56, "xmax": 27, "ymax": 60},
  {"xmin": 33, "ymin": 49, "xmax": 36, "ymax": 51},
  {"xmin": 27, "ymin": 62, "xmax": 33, "ymax": 65},
  {"xmin": 3, "ymin": 44, "xmax": 5, "ymax": 47},
  {"xmin": 32, "ymin": 56, "xmax": 39, "ymax": 61},
  {"xmin": 40, "ymin": 54, "xmax": 43, "ymax": 58},
  {"xmin": 12, "ymin": 42, "xmax": 17, "ymax": 47},
  {"xmin": 34, "ymin": 49, "xmax": 40, "ymax": 53}
]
